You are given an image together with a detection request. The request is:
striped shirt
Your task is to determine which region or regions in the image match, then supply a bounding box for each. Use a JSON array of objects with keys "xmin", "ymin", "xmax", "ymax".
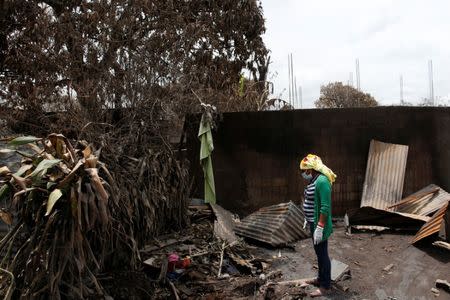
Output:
[{"xmin": 303, "ymin": 174, "xmax": 319, "ymax": 222}]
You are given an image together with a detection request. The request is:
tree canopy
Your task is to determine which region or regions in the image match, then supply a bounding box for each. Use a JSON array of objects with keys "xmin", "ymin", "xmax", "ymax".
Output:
[
  {"xmin": 0, "ymin": 0, "xmax": 269, "ymax": 119},
  {"xmin": 315, "ymin": 82, "xmax": 378, "ymax": 108}
]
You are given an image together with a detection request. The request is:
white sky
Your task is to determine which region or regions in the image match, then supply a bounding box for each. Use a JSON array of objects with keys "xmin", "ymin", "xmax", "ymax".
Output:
[{"xmin": 260, "ymin": 0, "xmax": 450, "ymax": 107}]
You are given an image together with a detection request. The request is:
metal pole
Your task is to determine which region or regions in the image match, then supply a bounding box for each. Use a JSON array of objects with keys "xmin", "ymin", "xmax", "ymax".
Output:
[
  {"xmin": 429, "ymin": 60, "xmax": 434, "ymax": 105},
  {"xmin": 400, "ymin": 75, "xmax": 404, "ymax": 104},
  {"xmin": 290, "ymin": 53, "xmax": 294, "ymax": 108},
  {"xmin": 288, "ymin": 54, "xmax": 291, "ymax": 105},
  {"xmin": 356, "ymin": 59, "xmax": 360, "ymax": 91}
]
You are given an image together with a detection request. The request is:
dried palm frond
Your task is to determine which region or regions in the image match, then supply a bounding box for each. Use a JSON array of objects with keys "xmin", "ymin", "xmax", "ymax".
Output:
[{"xmin": 0, "ymin": 134, "xmax": 139, "ymax": 299}]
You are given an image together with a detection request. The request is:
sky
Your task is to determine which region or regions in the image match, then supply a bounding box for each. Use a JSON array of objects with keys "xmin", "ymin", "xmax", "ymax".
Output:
[{"xmin": 260, "ymin": 0, "xmax": 450, "ymax": 108}]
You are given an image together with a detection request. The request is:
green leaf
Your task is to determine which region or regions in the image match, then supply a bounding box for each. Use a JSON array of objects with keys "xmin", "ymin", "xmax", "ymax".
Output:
[
  {"xmin": 0, "ymin": 148, "xmax": 33, "ymax": 158},
  {"xmin": 0, "ymin": 148, "xmax": 15, "ymax": 155},
  {"xmin": 8, "ymin": 136, "xmax": 42, "ymax": 146},
  {"xmin": 15, "ymin": 150, "xmax": 35, "ymax": 158},
  {"xmin": 0, "ymin": 184, "xmax": 10, "ymax": 201},
  {"xmin": 28, "ymin": 159, "xmax": 61, "ymax": 178},
  {"xmin": 14, "ymin": 164, "xmax": 33, "ymax": 177},
  {"xmin": 46, "ymin": 189, "xmax": 63, "ymax": 216},
  {"xmin": 47, "ymin": 182, "xmax": 57, "ymax": 190}
]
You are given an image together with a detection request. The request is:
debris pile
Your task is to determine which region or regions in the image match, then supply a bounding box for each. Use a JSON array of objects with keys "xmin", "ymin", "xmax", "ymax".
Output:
[
  {"xmin": 142, "ymin": 208, "xmax": 270, "ymax": 299},
  {"xmin": 143, "ymin": 202, "xmax": 326, "ymax": 299},
  {"xmin": 346, "ymin": 140, "xmax": 450, "ymax": 250}
]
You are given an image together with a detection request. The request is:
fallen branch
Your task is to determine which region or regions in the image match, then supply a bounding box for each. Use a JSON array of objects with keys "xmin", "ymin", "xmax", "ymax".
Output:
[
  {"xmin": 141, "ymin": 236, "xmax": 190, "ymax": 253},
  {"xmin": 158, "ymin": 255, "xmax": 168, "ymax": 283},
  {"xmin": 168, "ymin": 281, "xmax": 180, "ymax": 300},
  {"xmin": 0, "ymin": 267, "xmax": 15, "ymax": 300},
  {"xmin": 189, "ymin": 251, "xmax": 210, "ymax": 258},
  {"xmin": 269, "ymin": 277, "xmax": 315, "ymax": 286},
  {"xmin": 0, "ymin": 222, "xmax": 23, "ymax": 255},
  {"xmin": 217, "ymin": 241, "xmax": 226, "ymax": 278}
]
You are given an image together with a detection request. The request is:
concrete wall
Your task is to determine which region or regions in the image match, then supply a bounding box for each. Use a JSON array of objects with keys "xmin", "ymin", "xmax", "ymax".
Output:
[
  {"xmin": 433, "ymin": 110, "xmax": 450, "ymax": 194},
  {"xmin": 187, "ymin": 107, "xmax": 450, "ymax": 216}
]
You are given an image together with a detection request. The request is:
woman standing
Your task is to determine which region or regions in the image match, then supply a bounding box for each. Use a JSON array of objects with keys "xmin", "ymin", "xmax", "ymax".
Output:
[{"xmin": 300, "ymin": 154, "xmax": 336, "ymax": 297}]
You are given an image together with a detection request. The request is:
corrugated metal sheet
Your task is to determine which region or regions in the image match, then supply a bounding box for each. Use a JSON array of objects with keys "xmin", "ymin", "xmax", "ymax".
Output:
[
  {"xmin": 438, "ymin": 203, "xmax": 449, "ymax": 241},
  {"xmin": 234, "ymin": 202, "xmax": 308, "ymax": 246},
  {"xmin": 412, "ymin": 201, "xmax": 449, "ymax": 243},
  {"xmin": 388, "ymin": 184, "xmax": 450, "ymax": 216},
  {"xmin": 346, "ymin": 206, "xmax": 429, "ymax": 230},
  {"xmin": 361, "ymin": 140, "xmax": 409, "ymax": 209}
]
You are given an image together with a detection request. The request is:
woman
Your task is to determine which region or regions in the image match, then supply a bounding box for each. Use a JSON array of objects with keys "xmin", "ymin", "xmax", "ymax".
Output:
[{"xmin": 300, "ymin": 154, "xmax": 336, "ymax": 297}]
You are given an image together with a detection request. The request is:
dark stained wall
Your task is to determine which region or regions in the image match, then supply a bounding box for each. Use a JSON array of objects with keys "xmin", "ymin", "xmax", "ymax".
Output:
[{"xmin": 186, "ymin": 107, "xmax": 450, "ymax": 216}]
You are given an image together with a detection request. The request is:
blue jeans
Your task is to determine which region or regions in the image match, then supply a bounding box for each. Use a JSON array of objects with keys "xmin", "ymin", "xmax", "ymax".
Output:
[{"xmin": 309, "ymin": 222, "xmax": 331, "ymax": 289}]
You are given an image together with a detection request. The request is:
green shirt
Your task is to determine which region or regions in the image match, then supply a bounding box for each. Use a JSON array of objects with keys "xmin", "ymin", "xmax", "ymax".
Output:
[{"xmin": 313, "ymin": 174, "xmax": 333, "ymax": 240}]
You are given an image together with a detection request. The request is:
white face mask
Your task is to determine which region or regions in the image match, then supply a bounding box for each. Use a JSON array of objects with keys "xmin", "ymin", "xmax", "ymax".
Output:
[{"xmin": 302, "ymin": 171, "xmax": 313, "ymax": 181}]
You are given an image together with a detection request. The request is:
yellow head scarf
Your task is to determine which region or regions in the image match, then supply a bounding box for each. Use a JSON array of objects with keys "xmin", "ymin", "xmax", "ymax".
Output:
[{"xmin": 300, "ymin": 154, "xmax": 337, "ymax": 184}]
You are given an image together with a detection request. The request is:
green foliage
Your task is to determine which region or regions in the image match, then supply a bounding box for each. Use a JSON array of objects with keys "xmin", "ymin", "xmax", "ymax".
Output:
[{"xmin": 8, "ymin": 136, "xmax": 42, "ymax": 146}]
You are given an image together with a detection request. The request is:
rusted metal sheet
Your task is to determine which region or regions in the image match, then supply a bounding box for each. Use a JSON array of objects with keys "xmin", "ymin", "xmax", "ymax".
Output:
[
  {"xmin": 388, "ymin": 184, "xmax": 450, "ymax": 216},
  {"xmin": 412, "ymin": 201, "xmax": 449, "ymax": 243},
  {"xmin": 234, "ymin": 202, "xmax": 308, "ymax": 246},
  {"xmin": 346, "ymin": 206, "xmax": 430, "ymax": 230},
  {"xmin": 361, "ymin": 140, "xmax": 409, "ymax": 209},
  {"xmin": 349, "ymin": 185, "xmax": 450, "ymax": 232},
  {"xmin": 438, "ymin": 203, "xmax": 450, "ymax": 241}
]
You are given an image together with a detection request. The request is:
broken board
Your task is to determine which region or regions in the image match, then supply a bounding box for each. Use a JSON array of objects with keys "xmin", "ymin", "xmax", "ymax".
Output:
[
  {"xmin": 346, "ymin": 206, "xmax": 429, "ymax": 230},
  {"xmin": 331, "ymin": 259, "xmax": 350, "ymax": 282},
  {"xmin": 210, "ymin": 203, "xmax": 238, "ymax": 244}
]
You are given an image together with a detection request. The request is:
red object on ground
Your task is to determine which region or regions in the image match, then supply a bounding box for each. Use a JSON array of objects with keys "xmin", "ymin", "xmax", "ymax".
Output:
[
  {"xmin": 167, "ymin": 253, "xmax": 180, "ymax": 272},
  {"xmin": 167, "ymin": 253, "xmax": 190, "ymax": 272}
]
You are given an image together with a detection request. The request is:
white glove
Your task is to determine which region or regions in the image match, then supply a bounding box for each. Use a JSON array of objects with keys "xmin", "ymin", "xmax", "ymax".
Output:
[
  {"xmin": 303, "ymin": 219, "xmax": 307, "ymax": 230},
  {"xmin": 313, "ymin": 225, "xmax": 324, "ymax": 245}
]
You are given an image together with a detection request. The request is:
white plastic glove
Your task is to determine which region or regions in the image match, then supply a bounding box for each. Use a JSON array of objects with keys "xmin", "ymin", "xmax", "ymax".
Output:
[
  {"xmin": 303, "ymin": 219, "xmax": 307, "ymax": 230},
  {"xmin": 313, "ymin": 225, "xmax": 324, "ymax": 245}
]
